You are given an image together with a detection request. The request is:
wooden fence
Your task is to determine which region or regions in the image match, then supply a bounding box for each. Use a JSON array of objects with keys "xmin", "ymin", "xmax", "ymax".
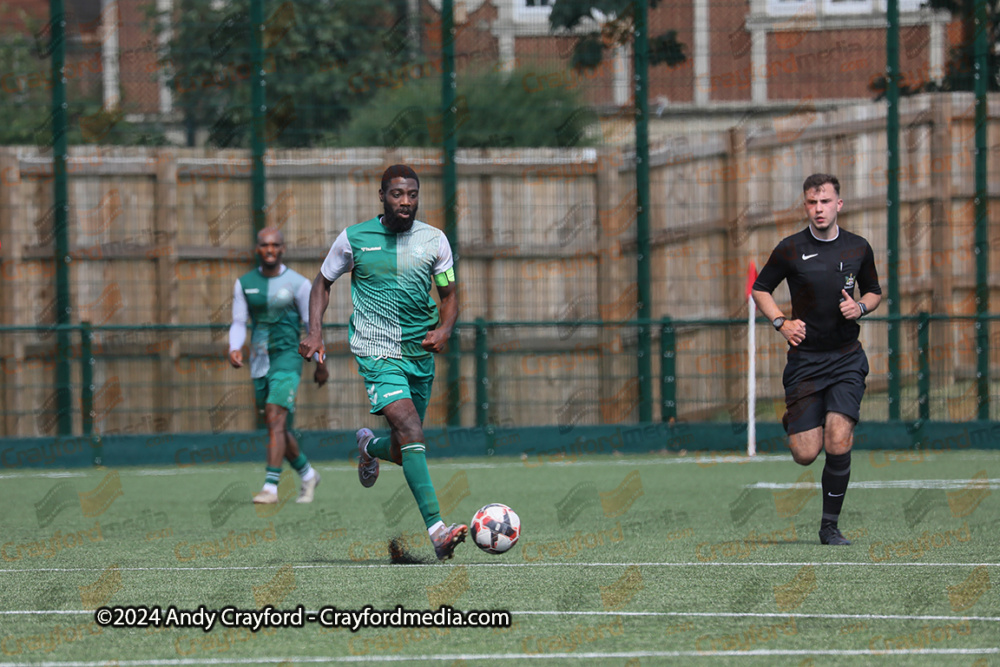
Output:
[{"xmin": 0, "ymin": 91, "xmax": 997, "ymax": 437}]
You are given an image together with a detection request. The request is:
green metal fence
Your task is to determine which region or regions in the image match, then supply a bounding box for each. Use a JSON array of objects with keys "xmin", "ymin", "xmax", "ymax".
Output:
[
  {"xmin": 0, "ymin": 0, "xmax": 997, "ymax": 455},
  {"xmin": 1, "ymin": 311, "xmax": 997, "ymax": 448}
]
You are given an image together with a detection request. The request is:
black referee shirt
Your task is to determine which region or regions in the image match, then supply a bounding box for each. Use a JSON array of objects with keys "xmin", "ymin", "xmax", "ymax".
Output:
[{"xmin": 753, "ymin": 227, "xmax": 882, "ymax": 352}]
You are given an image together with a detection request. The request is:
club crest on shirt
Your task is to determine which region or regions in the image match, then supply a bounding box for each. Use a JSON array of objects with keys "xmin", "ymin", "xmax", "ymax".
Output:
[{"xmin": 843, "ymin": 273, "xmax": 856, "ymax": 290}]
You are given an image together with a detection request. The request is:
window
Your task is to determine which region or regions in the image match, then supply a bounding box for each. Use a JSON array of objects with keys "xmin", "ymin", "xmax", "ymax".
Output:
[
  {"xmin": 516, "ymin": 0, "xmax": 554, "ymax": 21},
  {"xmin": 881, "ymin": 0, "xmax": 926, "ymax": 11},
  {"xmin": 764, "ymin": 0, "xmax": 927, "ymax": 16},
  {"xmin": 67, "ymin": 0, "xmax": 104, "ymax": 48},
  {"xmin": 766, "ymin": 0, "xmax": 817, "ymax": 17},
  {"xmin": 823, "ymin": 0, "xmax": 874, "ymax": 14}
]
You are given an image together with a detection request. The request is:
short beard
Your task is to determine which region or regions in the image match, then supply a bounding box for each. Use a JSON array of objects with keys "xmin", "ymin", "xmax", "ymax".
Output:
[{"xmin": 382, "ymin": 204, "xmax": 416, "ymax": 234}]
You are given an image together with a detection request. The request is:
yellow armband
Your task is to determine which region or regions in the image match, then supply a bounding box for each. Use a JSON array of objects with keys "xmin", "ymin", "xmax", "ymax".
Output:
[{"xmin": 434, "ymin": 268, "xmax": 455, "ymax": 287}]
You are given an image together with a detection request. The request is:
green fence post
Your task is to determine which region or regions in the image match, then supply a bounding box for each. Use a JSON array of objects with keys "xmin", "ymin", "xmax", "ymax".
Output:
[
  {"xmin": 250, "ymin": 0, "xmax": 266, "ymax": 238},
  {"xmin": 634, "ymin": 0, "xmax": 652, "ymax": 423},
  {"xmin": 917, "ymin": 312, "xmax": 929, "ymax": 424},
  {"xmin": 80, "ymin": 322, "xmax": 101, "ymax": 465},
  {"xmin": 475, "ymin": 318, "xmax": 496, "ymax": 455},
  {"xmin": 886, "ymin": 0, "xmax": 901, "ymax": 420},
  {"xmin": 660, "ymin": 317, "xmax": 676, "ymax": 421},
  {"xmin": 974, "ymin": 0, "xmax": 990, "ymax": 419},
  {"xmin": 50, "ymin": 0, "xmax": 72, "ymax": 435},
  {"xmin": 442, "ymin": 0, "xmax": 461, "ymax": 427},
  {"xmin": 475, "ymin": 319, "xmax": 489, "ymax": 428}
]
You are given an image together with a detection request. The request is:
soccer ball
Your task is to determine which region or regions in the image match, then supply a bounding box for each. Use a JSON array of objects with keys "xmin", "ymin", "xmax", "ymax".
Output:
[{"xmin": 471, "ymin": 503, "xmax": 520, "ymax": 554}]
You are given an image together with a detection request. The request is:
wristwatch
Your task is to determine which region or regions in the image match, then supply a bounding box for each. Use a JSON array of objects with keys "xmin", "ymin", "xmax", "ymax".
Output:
[
  {"xmin": 772, "ymin": 316, "xmax": 786, "ymax": 331},
  {"xmin": 858, "ymin": 302, "xmax": 868, "ymax": 317}
]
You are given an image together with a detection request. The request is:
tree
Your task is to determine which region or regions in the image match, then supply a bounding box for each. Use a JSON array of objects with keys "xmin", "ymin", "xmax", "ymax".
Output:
[
  {"xmin": 925, "ymin": 0, "xmax": 999, "ymax": 91},
  {"xmin": 870, "ymin": 0, "xmax": 999, "ymax": 96},
  {"xmin": 0, "ymin": 7, "xmax": 164, "ymax": 147},
  {"xmin": 151, "ymin": 0, "xmax": 413, "ymax": 148},
  {"xmin": 0, "ymin": 33, "xmax": 63, "ymax": 145},
  {"xmin": 548, "ymin": 0, "xmax": 687, "ymax": 71},
  {"xmin": 330, "ymin": 66, "xmax": 600, "ymax": 148},
  {"xmin": 0, "ymin": 30, "xmax": 151, "ymax": 146}
]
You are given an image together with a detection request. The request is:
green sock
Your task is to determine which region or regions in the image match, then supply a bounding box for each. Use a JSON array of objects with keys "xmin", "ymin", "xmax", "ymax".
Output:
[
  {"xmin": 289, "ymin": 453, "xmax": 312, "ymax": 477},
  {"xmin": 400, "ymin": 443, "xmax": 441, "ymax": 529},
  {"xmin": 264, "ymin": 466, "xmax": 281, "ymax": 487},
  {"xmin": 367, "ymin": 436, "xmax": 392, "ymax": 461}
]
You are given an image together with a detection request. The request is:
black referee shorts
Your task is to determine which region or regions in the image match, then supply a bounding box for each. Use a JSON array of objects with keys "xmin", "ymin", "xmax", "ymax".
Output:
[{"xmin": 781, "ymin": 342, "xmax": 869, "ymax": 435}]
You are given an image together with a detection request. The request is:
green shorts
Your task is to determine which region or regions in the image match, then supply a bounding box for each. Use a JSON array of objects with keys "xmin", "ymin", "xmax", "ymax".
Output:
[
  {"xmin": 356, "ymin": 355, "xmax": 435, "ymax": 422},
  {"xmin": 253, "ymin": 369, "xmax": 301, "ymax": 430}
]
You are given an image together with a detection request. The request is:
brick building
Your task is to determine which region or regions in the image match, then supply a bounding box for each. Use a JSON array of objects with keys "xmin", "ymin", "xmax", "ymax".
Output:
[{"xmin": 2, "ymin": 0, "xmax": 963, "ymax": 139}]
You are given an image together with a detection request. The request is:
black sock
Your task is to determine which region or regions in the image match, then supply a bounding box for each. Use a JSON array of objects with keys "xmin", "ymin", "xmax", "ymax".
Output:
[{"xmin": 821, "ymin": 451, "xmax": 851, "ymax": 527}]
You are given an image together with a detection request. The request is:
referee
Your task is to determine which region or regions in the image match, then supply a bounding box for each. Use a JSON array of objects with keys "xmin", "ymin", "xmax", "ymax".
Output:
[{"xmin": 751, "ymin": 174, "xmax": 882, "ymax": 545}]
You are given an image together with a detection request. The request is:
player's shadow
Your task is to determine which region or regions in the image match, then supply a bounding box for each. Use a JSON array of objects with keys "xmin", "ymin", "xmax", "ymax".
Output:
[
  {"xmin": 296, "ymin": 537, "xmax": 433, "ymax": 566},
  {"xmin": 287, "ymin": 557, "xmax": 394, "ymax": 565}
]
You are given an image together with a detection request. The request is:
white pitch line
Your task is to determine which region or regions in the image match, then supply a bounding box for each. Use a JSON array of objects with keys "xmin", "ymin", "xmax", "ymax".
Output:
[
  {"xmin": 6, "ymin": 449, "xmax": 1000, "ymax": 480},
  {"xmin": 0, "ymin": 471, "xmax": 89, "ymax": 479},
  {"xmin": 1, "ymin": 648, "xmax": 999, "ymax": 665},
  {"xmin": 750, "ymin": 479, "xmax": 1000, "ymax": 489},
  {"xmin": 3, "ymin": 609, "xmax": 1000, "ymax": 623},
  {"xmin": 514, "ymin": 610, "xmax": 1000, "ymax": 622},
  {"xmin": 1, "ymin": 560, "xmax": 997, "ymax": 574},
  {"xmin": 0, "ymin": 454, "xmax": 798, "ymax": 480}
]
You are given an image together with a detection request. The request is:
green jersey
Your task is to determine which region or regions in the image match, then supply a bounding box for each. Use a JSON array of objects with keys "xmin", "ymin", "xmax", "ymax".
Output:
[
  {"xmin": 320, "ymin": 217, "xmax": 454, "ymax": 359},
  {"xmin": 229, "ymin": 265, "xmax": 311, "ymax": 378}
]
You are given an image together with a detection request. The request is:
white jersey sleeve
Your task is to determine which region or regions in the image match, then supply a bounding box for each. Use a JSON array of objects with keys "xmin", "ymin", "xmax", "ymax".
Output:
[
  {"xmin": 320, "ymin": 229, "xmax": 354, "ymax": 282},
  {"xmin": 228, "ymin": 279, "xmax": 248, "ymax": 352},
  {"xmin": 295, "ymin": 277, "xmax": 311, "ymax": 329},
  {"xmin": 432, "ymin": 231, "xmax": 454, "ymax": 276}
]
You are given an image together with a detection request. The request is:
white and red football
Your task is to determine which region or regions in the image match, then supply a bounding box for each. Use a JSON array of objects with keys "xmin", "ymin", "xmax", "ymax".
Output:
[{"xmin": 470, "ymin": 503, "xmax": 521, "ymax": 554}]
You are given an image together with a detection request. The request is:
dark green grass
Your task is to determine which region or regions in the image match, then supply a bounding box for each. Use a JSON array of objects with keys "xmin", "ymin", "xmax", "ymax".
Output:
[{"xmin": 0, "ymin": 449, "xmax": 998, "ymax": 665}]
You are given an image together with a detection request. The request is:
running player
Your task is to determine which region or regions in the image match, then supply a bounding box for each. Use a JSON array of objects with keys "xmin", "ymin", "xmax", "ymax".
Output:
[
  {"xmin": 299, "ymin": 165, "xmax": 466, "ymax": 560},
  {"xmin": 751, "ymin": 173, "xmax": 882, "ymax": 545},
  {"xmin": 229, "ymin": 227, "xmax": 327, "ymax": 504}
]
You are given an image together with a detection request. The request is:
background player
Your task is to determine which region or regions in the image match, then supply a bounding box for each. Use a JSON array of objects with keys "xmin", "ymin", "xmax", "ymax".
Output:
[
  {"xmin": 751, "ymin": 173, "xmax": 882, "ymax": 545},
  {"xmin": 298, "ymin": 164, "xmax": 466, "ymax": 561},
  {"xmin": 229, "ymin": 227, "xmax": 328, "ymax": 504}
]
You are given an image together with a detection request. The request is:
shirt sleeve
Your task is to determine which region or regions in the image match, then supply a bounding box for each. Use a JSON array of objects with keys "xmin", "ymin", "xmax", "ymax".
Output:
[
  {"xmin": 432, "ymin": 231, "xmax": 455, "ymax": 276},
  {"xmin": 228, "ymin": 279, "xmax": 248, "ymax": 352},
  {"xmin": 752, "ymin": 240, "xmax": 791, "ymax": 294},
  {"xmin": 320, "ymin": 229, "xmax": 353, "ymax": 282},
  {"xmin": 295, "ymin": 277, "xmax": 311, "ymax": 329},
  {"xmin": 858, "ymin": 241, "xmax": 882, "ymax": 296}
]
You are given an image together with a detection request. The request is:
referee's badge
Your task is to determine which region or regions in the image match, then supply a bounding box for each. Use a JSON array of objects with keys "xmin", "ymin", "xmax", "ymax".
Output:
[{"xmin": 843, "ymin": 273, "xmax": 856, "ymax": 289}]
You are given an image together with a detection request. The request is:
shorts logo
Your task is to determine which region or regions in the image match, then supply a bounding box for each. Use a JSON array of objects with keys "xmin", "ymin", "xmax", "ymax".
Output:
[
  {"xmin": 361, "ymin": 246, "xmax": 382, "ymax": 252},
  {"xmin": 385, "ymin": 390, "xmax": 404, "ymax": 398},
  {"xmin": 843, "ymin": 273, "xmax": 856, "ymax": 289},
  {"xmin": 367, "ymin": 384, "xmax": 378, "ymax": 406}
]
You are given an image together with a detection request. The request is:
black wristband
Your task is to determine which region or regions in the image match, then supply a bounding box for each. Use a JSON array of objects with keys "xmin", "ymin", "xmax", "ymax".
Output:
[{"xmin": 858, "ymin": 302, "xmax": 867, "ymax": 317}]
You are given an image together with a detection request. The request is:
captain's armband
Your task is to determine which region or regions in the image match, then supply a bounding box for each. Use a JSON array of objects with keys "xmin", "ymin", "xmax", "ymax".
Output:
[{"xmin": 434, "ymin": 268, "xmax": 455, "ymax": 287}]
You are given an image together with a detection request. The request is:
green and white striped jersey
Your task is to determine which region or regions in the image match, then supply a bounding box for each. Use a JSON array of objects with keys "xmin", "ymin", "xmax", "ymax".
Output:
[
  {"xmin": 229, "ymin": 265, "xmax": 311, "ymax": 378},
  {"xmin": 321, "ymin": 217, "xmax": 454, "ymax": 359}
]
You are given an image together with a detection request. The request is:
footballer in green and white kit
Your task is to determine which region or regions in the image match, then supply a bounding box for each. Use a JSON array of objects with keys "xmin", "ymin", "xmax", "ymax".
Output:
[
  {"xmin": 230, "ymin": 264, "xmax": 312, "ymax": 425},
  {"xmin": 319, "ymin": 215, "xmax": 454, "ymax": 421},
  {"xmin": 301, "ymin": 165, "xmax": 466, "ymax": 560},
  {"xmin": 229, "ymin": 227, "xmax": 325, "ymax": 505}
]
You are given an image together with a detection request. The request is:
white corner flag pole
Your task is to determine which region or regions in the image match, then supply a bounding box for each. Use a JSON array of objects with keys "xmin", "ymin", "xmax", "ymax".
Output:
[{"xmin": 747, "ymin": 262, "xmax": 758, "ymax": 457}]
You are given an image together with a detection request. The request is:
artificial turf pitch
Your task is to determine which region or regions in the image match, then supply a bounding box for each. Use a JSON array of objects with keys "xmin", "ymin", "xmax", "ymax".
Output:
[{"xmin": 0, "ymin": 448, "xmax": 998, "ymax": 665}]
